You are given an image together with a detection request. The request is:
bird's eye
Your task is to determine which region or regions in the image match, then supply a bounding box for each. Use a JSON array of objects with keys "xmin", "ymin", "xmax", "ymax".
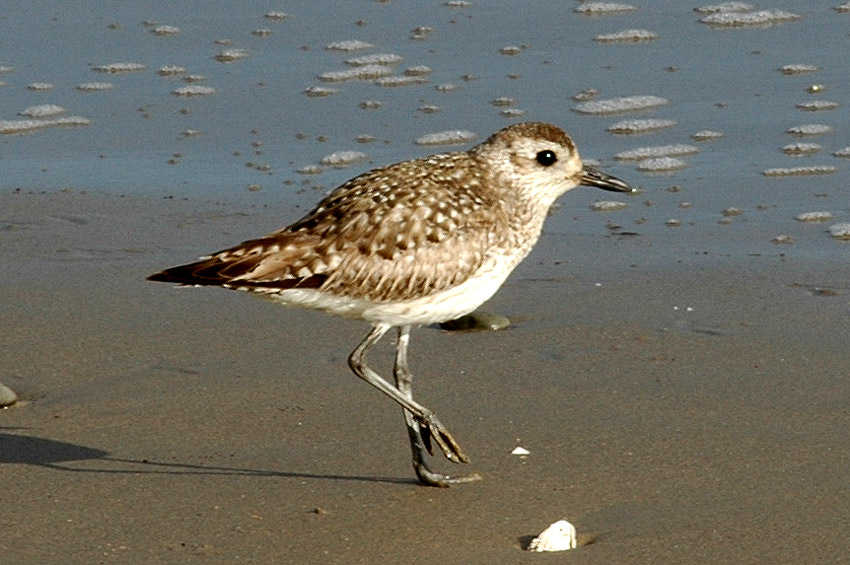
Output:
[{"xmin": 536, "ymin": 150, "xmax": 557, "ymax": 167}]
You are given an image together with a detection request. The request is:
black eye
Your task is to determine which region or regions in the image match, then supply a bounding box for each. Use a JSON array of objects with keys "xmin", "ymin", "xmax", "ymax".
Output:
[{"xmin": 536, "ymin": 150, "xmax": 557, "ymax": 167}]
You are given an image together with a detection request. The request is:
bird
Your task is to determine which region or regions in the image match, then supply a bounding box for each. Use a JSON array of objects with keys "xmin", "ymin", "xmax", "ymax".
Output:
[{"xmin": 147, "ymin": 122, "xmax": 633, "ymax": 487}]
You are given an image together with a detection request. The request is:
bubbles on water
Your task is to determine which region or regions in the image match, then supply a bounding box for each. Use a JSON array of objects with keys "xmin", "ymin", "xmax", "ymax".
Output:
[
  {"xmin": 694, "ymin": 2, "xmax": 754, "ymax": 13},
  {"xmin": 374, "ymin": 76, "xmax": 428, "ymax": 87},
  {"xmin": 499, "ymin": 45, "xmax": 526, "ymax": 55},
  {"xmin": 318, "ymin": 65, "xmax": 393, "ymax": 82},
  {"xmin": 795, "ymin": 100, "xmax": 839, "ymax": 112},
  {"xmin": 320, "ymin": 151, "xmax": 368, "ymax": 167},
  {"xmin": 263, "ymin": 12, "xmax": 289, "ymax": 21},
  {"xmin": 615, "ymin": 144, "xmax": 699, "ymax": 160},
  {"xmin": 590, "ymin": 200, "xmax": 629, "ymax": 211},
  {"xmin": 345, "ymin": 53, "xmax": 404, "ymax": 66},
  {"xmin": 833, "ymin": 3, "xmax": 850, "ymax": 13},
  {"xmin": 691, "ymin": 130, "xmax": 724, "ymax": 141},
  {"xmin": 326, "ymin": 40, "xmax": 374, "ymax": 52},
  {"xmin": 490, "ymin": 97, "xmax": 516, "ymax": 107},
  {"xmin": 215, "ymin": 49, "xmax": 250, "ymax": 62},
  {"xmin": 573, "ymin": 95, "xmax": 668, "ymax": 115},
  {"xmin": 358, "ymin": 100, "xmax": 383, "ymax": 110},
  {"xmin": 827, "ymin": 223, "xmax": 850, "ymax": 240},
  {"xmin": 404, "ymin": 66, "xmax": 432, "ymax": 76},
  {"xmin": 303, "ymin": 86, "xmax": 340, "ymax": 97},
  {"xmin": 0, "ymin": 65, "xmax": 14, "ymax": 74},
  {"xmin": 172, "ymin": 85, "xmax": 216, "ymax": 97},
  {"xmin": 778, "ymin": 64, "xmax": 819, "ymax": 75},
  {"xmin": 93, "ymin": 62, "xmax": 147, "ymax": 73},
  {"xmin": 638, "ymin": 157, "xmax": 689, "ymax": 171},
  {"xmin": 76, "ymin": 82, "xmax": 115, "ymax": 91},
  {"xmin": 150, "ymin": 25, "xmax": 181, "ymax": 36},
  {"xmin": 27, "ymin": 83, "xmax": 54, "ymax": 91},
  {"xmin": 594, "ymin": 29, "xmax": 658, "ymax": 43},
  {"xmin": 832, "ymin": 147, "xmax": 850, "ymax": 158},
  {"xmin": 0, "ymin": 116, "xmax": 90, "ymax": 135},
  {"xmin": 781, "ymin": 143, "xmax": 821, "ymax": 155},
  {"xmin": 576, "ymin": 2, "xmax": 638, "ymax": 15},
  {"xmin": 795, "ymin": 211, "xmax": 833, "ymax": 223},
  {"xmin": 501, "ymin": 108, "xmax": 526, "ymax": 118},
  {"xmin": 415, "ymin": 130, "xmax": 476, "ymax": 146},
  {"xmin": 158, "ymin": 65, "xmax": 186, "ymax": 76},
  {"xmin": 445, "ymin": 1, "xmax": 472, "ymax": 7},
  {"xmin": 607, "ymin": 119, "xmax": 676, "ymax": 134},
  {"xmin": 700, "ymin": 10, "xmax": 802, "ymax": 27},
  {"xmin": 762, "ymin": 166, "xmax": 837, "ymax": 177},
  {"xmin": 19, "ymin": 105, "xmax": 66, "ymax": 118},
  {"xmin": 786, "ymin": 124, "xmax": 833, "ymax": 136}
]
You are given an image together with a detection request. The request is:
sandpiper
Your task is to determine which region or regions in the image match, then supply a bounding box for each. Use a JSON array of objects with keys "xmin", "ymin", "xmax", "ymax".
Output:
[{"xmin": 148, "ymin": 122, "xmax": 633, "ymax": 486}]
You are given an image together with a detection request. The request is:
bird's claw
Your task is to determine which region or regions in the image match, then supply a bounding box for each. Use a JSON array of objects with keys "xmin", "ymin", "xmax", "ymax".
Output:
[{"xmin": 417, "ymin": 413, "xmax": 469, "ymax": 464}]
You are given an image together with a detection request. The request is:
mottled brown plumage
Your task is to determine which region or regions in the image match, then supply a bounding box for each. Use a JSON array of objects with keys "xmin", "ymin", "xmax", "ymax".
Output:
[{"xmin": 148, "ymin": 122, "xmax": 633, "ymax": 486}]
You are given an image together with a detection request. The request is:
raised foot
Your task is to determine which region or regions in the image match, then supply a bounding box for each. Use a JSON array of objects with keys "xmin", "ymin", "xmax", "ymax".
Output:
[
  {"xmin": 417, "ymin": 413, "xmax": 470, "ymax": 464},
  {"xmin": 415, "ymin": 465, "xmax": 483, "ymax": 488}
]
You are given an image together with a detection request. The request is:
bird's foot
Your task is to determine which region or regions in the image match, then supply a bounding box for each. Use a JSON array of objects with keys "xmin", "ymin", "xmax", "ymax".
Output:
[
  {"xmin": 417, "ymin": 413, "xmax": 470, "ymax": 464},
  {"xmin": 414, "ymin": 464, "xmax": 483, "ymax": 488}
]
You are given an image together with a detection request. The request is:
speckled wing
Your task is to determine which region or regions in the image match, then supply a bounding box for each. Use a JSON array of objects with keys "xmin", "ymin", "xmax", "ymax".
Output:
[{"xmin": 148, "ymin": 153, "xmax": 505, "ymax": 302}]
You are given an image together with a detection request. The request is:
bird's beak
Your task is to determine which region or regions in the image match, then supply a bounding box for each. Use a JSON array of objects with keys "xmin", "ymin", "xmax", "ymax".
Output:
[{"xmin": 581, "ymin": 167, "xmax": 634, "ymax": 193}]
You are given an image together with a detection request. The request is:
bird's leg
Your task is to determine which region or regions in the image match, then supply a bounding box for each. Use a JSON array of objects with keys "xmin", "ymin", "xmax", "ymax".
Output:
[
  {"xmin": 347, "ymin": 324, "xmax": 473, "ymax": 475},
  {"xmin": 393, "ymin": 326, "xmax": 482, "ymax": 487}
]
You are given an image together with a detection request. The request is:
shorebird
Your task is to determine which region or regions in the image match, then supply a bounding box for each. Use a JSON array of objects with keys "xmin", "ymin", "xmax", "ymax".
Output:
[{"xmin": 148, "ymin": 122, "xmax": 633, "ymax": 487}]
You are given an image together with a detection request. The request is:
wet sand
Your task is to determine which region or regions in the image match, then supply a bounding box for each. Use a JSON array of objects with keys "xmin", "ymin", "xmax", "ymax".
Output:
[{"xmin": 2, "ymin": 190, "xmax": 848, "ymax": 563}]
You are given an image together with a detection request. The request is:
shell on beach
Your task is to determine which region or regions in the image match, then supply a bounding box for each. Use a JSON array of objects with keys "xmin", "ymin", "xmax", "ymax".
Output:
[{"xmin": 527, "ymin": 520, "xmax": 577, "ymax": 552}]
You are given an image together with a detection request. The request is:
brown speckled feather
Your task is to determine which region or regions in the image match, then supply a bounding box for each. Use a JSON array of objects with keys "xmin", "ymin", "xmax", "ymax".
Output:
[{"xmin": 150, "ymin": 151, "xmax": 509, "ymax": 302}]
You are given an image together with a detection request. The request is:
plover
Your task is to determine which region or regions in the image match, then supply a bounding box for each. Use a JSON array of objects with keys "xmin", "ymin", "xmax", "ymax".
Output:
[{"xmin": 148, "ymin": 122, "xmax": 633, "ymax": 486}]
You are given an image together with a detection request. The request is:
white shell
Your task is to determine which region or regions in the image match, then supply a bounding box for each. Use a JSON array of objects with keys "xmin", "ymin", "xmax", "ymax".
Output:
[
  {"xmin": 527, "ymin": 520, "xmax": 577, "ymax": 552},
  {"xmin": 511, "ymin": 446, "xmax": 530, "ymax": 455}
]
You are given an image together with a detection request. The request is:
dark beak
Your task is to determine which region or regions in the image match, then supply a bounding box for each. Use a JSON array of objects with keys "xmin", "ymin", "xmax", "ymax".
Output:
[{"xmin": 581, "ymin": 167, "xmax": 634, "ymax": 193}]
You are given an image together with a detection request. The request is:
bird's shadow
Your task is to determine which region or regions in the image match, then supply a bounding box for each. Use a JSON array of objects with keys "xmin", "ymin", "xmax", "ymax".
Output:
[{"xmin": 0, "ymin": 431, "xmax": 413, "ymax": 485}]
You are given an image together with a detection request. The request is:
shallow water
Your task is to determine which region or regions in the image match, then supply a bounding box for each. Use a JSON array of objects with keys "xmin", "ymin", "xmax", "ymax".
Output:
[{"xmin": 1, "ymin": 1, "xmax": 847, "ymax": 264}]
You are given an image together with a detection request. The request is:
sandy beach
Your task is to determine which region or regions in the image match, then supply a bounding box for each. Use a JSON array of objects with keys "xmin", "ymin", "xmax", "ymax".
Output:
[{"xmin": 2, "ymin": 190, "xmax": 848, "ymax": 563}]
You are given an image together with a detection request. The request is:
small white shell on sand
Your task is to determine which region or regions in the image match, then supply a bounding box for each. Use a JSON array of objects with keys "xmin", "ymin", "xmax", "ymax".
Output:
[
  {"xmin": 527, "ymin": 520, "xmax": 577, "ymax": 552},
  {"xmin": 0, "ymin": 383, "xmax": 18, "ymax": 407},
  {"xmin": 511, "ymin": 446, "xmax": 530, "ymax": 455}
]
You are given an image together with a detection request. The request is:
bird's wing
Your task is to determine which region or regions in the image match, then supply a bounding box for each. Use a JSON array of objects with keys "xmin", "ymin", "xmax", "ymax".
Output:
[{"xmin": 149, "ymin": 153, "xmax": 507, "ymax": 302}]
